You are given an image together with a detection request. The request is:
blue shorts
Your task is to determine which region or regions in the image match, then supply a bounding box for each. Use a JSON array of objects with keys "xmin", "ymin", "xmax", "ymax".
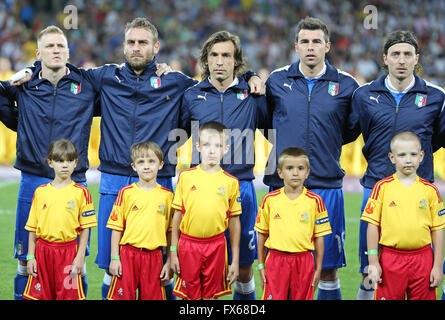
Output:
[
  {"xmin": 95, "ymin": 172, "xmax": 172, "ymax": 270},
  {"xmin": 311, "ymin": 188, "xmax": 346, "ymax": 270},
  {"xmin": 225, "ymin": 180, "xmax": 258, "ymax": 266},
  {"xmin": 359, "ymin": 187, "xmax": 373, "ymax": 274},
  {"xmin": 14, "ymin": 172, "xmax": 90, "ymax": 261},
  {"xmin": 269, "ymin": 186, "xmax": 346, "ymax": 270}
]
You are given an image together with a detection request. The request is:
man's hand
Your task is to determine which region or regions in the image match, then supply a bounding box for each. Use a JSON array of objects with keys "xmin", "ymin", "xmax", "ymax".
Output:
[
  {"xmin": 247, "ymin": 75, "xmax": 266, "ymax": 95},
  {"xmin": 155, "ymin": 63, "xmax": 173, "ymax": 77}
]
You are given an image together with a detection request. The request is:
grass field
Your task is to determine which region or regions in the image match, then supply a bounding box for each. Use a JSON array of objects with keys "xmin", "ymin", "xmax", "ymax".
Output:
[{"xmin": 0, "ymin": 181, "xmax": 442, "ymax": 300}]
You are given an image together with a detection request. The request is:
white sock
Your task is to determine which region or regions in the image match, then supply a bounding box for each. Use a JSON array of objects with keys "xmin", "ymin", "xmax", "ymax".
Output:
[
  {"xmin": 356, "ymin": 287, "xmax": 374, "ymax": 300},
  {"xmin": 17, "ymin": 262, "xmax": 28, "ymax": 276},
  {"xmin": 234, "ymin": 276, "xmax": 255, "ymax": 294},
  {"xmin": 103, "ymin": 272, "xmax": 112, "ymax": 286}
]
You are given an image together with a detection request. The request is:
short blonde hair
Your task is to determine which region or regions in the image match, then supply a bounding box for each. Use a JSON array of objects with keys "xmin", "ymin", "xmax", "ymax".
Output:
[
  {"xmin": 390, "ymin": 131, "xmax": 421, "ymax": 152},
  {"xmin": 37, "ymin": 25, "xmax": 68, "ymax": 49},
  {"xmin": 277, "ymin": 147, "xmax": 310, "ymax": 170},
  {"xmin": 130, "ymin": 141, "xmax": 164, "ymax": 163}
]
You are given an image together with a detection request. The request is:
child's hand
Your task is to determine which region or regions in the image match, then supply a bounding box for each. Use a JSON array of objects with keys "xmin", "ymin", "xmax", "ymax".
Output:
[
  {"xmin": 430, "ymin": 266, "xmax": 443, "ymax": 287},
  {"xmin": 109, "ymin": 259, "xmax": 122, "ymax": 277},
  {"xmin": 259, "ymin": 269, "xmax": 266, "ymax": 289},
  {"xmin": 27, "ymin": 259, "xmax": 38, "ymax": 278},
  {"xmin": 70, "ymin": 255, "xmax": 85, "ymax": 277},
  {"xmin": 311, "ymin": 269, "xmax": 321, "ymax": 288},
  {"xmin": 160, "ymin": 262, "xmax": 172, "ymax": 282},
  {"xmin": 227, "ymin": 264, "xmax": 239, "ymax": 287},
  {"xmin": 368, "ymin": 262, "xmax": 382, "ymax": 287},
  {"xmin": 170, "ymin": 252, "xmax": 180, "ymax": 276}
]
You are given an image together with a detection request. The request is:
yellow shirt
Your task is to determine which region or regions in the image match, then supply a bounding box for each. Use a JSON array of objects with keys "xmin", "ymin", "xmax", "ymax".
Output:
[
  {"xmin": 25, "ymin": 182, "xmax": 97, "ymax": 242},
  {"xmin": 361, "ymin": 174, "xmax": 445, "ymax": 249},
  {"xmin": 172, "ymin": 165, "xmax": 242, "ymax": 237},
  {"xmin": 254, "ymin": 187, "xmax": 332, "ymax": 252},
  {"xmin": 106, "ymin": 183, "xmax": 174, "ymax": 250}
]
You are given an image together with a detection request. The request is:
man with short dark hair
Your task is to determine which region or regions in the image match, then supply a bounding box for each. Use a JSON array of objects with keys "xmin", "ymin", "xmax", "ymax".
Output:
[
  {"xmin": 350, "ymin": 30, "xmax": 445, "ymax": 300},
  {"xmin": 264, "ymin": 16, "xmax": 360, "ymax": 300}
]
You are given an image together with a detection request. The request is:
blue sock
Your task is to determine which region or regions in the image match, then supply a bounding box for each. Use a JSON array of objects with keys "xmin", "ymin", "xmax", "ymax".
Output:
[
  {"xmin": 102, "ymin": 272, "xmax": 112, "ymax": 300},
  {"xmin": 317, "ymin": 280, "xmax": 342, "ymax": 300},
  {"xmin": 442, "ymin": 286, "xmax": 445, "ymax": 300},
  {"xmin": 14, "ymin": 273, "xmax": 28, "ymax": 300},
  {"xmin": 233, "ymin": 278, "xmax": 256, "ymax": 300},
  {"xmin": 81, "ymin": 275, "xmax": 88, "ymax": 298},
  {"xmin": 164, "ymin": 279, "xmax": 176, "ymax": 300}
]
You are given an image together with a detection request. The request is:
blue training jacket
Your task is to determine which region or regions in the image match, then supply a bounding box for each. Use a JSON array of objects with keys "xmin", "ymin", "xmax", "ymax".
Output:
[
  {"xmin": 180, "ymin": 77, "xmax": 268, "ymax": 181},
  {"xmin": 82, "ymin": 58, "xmax": 197, "ymax": 179},
  {"xmin": 350, "ymin": 74, "xmax": 445, "ymax": 189},
  {"xmin": 264, "ymin": 60, "xmax": 359, "ymax": 189},
  {"xmin": 0, "ymin": 62, "xmax": 96, "ymax": 182}
]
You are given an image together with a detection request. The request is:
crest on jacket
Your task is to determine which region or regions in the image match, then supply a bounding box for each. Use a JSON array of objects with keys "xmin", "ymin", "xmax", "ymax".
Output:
[{"xmin": 328, "ymin": 82, "xmax": 339, "ymax": 96}]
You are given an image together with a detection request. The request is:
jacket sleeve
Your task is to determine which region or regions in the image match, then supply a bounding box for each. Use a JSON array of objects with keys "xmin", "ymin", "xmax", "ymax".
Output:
[
  {"xmin": 342, "ymin": 86, "xmax": 362, "ymax": 145},
  {"xmin": 0, "ymin": 81, "xmax": 18, "ymax": 131},
  {"xmin": 432, "ymin": 98, "xmax": 445, "ymax": 151}
]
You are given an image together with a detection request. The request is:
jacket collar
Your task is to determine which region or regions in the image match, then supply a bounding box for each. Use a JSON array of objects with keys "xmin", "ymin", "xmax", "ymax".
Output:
[
  {"xmin": 369, "ymin": 74, "xmax": 427, "ymax": 94},
  {"xmin": 197, "ymin": 76, "xmax": 249, "ymax": 92},
  {"xmin": 28, "ymin": 61, "xmax": 83, "ymax": 87},
  {"xmin": 287, "ymin": 60, "xmax": 339, "ymax": 82},
  {"xmin": 123, "ymin": 56, "xmax": 158, "ymax": 78}
]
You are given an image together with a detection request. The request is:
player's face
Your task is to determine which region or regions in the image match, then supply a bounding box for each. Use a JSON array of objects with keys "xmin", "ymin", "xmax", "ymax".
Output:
[
  {"xmin": 295, "ymin": 29, "xmax": 330, "ymax": 70},
  {"xmin": 196, "ymin": 129, "xmax": 229, "ymax": 167},
  {"xmin": 36, "ymin": 33, "xmax": 69, "ymax": 71},
  {"xmin": 124, "ymin": 28, "xmax": 160, "ymax": 72},
  {"xmin": 389, "ymin": 139, "xmax": 424, "ymax": 177},
  {"xmin": 47, "ymin": 158, "xmax": 77, "ymax": 180},
  {"xmin": 131, "ymin": 150, "xmax": 163, "ymax": 182},
  {"xmin": 207, "ymin": 41, "xmax": 236, "ymax": 84},
  {"xmin": 277, "ymin": 156, "xmax": 310, "ymax": 189},
  {"xmin": 383, "ymin": 43, "xmax": 419, "ymax": 82}
]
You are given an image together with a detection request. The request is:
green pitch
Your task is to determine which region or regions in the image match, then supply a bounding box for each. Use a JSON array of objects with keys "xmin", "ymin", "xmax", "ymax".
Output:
[{"xmin": 0, "ymin": 182, "xmax": 442, "ymax": 300}]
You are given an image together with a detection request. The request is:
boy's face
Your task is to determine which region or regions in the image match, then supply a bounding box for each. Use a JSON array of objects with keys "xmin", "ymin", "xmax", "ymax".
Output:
[
  {"xmin": 196, "ymin": 129, "xmax": 229, "ymax": 167},
  {"xmin": 389, "ymin": 139, "xmax": 424, "ymax": 176},
  {"xmin": 131, "ymin": 149, "xmax": 163, "ymax": 182},
  {"xmin": 277, "ymin": 155, "xmax": 310, "ymax": 189},
  {"xmin": 47, "ymin": 158, "xmax": 77, "ymax": 180}
]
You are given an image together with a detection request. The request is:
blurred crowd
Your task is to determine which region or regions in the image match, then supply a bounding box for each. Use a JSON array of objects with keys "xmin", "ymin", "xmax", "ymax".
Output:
[{"xmin": 0, "ymin": 0, "xmax": 444, "ymax": 178}]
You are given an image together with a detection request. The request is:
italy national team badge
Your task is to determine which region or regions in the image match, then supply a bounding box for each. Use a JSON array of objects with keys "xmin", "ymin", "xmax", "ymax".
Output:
[
  {"xmin": 150, "ymin": 77, "xmax": 161, "ymax": 88},
  {"xmin": 70, "ymin": 82, "xmax": 81, "ymax": 95},
  {"xmin": 415, "ymin": 94, "xmax": 427, "ymax": 108},
  {"xmin": 328, "ymin": 82, "xmax": 339, "ymax": 96},
  {"xmin": 237, "ymin": 90, "xmax": 248, "ymax": 100}
]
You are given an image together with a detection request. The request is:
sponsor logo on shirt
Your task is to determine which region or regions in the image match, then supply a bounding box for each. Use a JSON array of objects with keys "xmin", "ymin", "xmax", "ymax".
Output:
[
  {"xmin": 273, "ymin": 213, "xmax": 281, "ymax": 219},
  {"xmin": 82, "ymin": 210, "xmax": 95, "ymax": 217},
  {"xmin": 315, "ymin": 217, "xmax": 329, "ymax": 225},
  {"xmin": 389, "ymin": 201, "xmax": 397, "ymax": 207},
  {"xmin": 365, "ymin": 201, "xmax": 375, "ymax": 214}
]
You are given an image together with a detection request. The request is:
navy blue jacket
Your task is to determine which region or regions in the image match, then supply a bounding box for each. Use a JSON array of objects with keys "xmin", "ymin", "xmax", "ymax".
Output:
[
  {"xmin": 83, "ymin": 58, "xmax": 197, "ymax": 178},
  {"xmin": 0, "ymin": 63, "xmax": 96, "ymax": 182},
  {"xmin": 264, "ymin": 60, "xmax": 359, "ymax": 189},
  {"xmin": 350, "ymin": 75, "xmax": 445, "ymax": 189},
  {"xmin": 180, "ymin": 77, "xmax": 268, "ymax": 181},
  {"xmin": 0, "ymin": 93, "xmax": 18, "ymax": 131}
]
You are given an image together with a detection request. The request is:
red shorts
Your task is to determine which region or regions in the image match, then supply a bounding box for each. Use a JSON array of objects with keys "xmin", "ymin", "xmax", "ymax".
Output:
[
  {"xmin": 107, "ymin": 245, "xmax": 166, "ymax": 300},
  {"xmin": 375, "ymin": 245, "xmax": 437, "ymax": 300},
  {"xmin": 173, "ymin": 232, "xmax": 231, "ymax": 300},
  {"xmin": 24, "ymin": 238, "xmax": 85, "ymax": 300},
  {"xmin": 262, "ymin": 249, "xmax": 315, "ymax": 300}
]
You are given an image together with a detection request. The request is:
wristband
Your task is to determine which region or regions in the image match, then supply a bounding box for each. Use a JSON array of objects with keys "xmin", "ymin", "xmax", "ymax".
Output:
[
  {"xmin": 256, "ymin": 263, "xmax": 265, "ymax": 271},
  {"xmin": 169, "ymin": 246, "xmax": 177, "ymax": 252},
  {"xmin": 110, "ymin": 255, "xmax": 120, "ymax": 261},
  {"xmin": 367, "ymin": 249, "xmax": 378, "ymax": 256},
  {"xmin": 26, "ymin": 254, "xmax": 35, "ymax": 261}
]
